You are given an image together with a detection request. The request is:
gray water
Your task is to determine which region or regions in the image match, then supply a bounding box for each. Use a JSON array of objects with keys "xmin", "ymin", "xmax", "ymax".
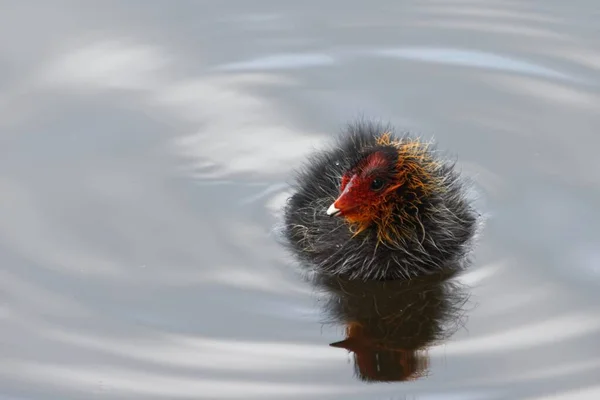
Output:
[{"xmin": 1, "ymin": 1, "xmax": 600, "ymax": 399}]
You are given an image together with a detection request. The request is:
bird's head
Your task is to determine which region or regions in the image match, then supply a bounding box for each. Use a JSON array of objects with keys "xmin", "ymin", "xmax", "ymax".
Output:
[{"xmin": 327, "ymin": 132, "xmax": 440, "ymax": 242}]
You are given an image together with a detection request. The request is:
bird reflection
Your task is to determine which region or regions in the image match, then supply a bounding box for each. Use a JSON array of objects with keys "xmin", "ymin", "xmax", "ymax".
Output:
[{"xmin": 312, "ymin": 269, "xmax": 469, "ymax": 382}]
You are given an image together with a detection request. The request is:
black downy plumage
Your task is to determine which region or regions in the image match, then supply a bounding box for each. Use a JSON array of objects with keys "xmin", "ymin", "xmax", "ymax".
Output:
[{"xmin": 283, "ymin": 120, "xmax": 482, "ymax": 280}]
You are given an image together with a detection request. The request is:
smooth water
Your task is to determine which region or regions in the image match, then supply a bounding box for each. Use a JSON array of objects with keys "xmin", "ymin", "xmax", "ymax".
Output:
[{"xmin": 1, "ymin": 1, "xmax": 600, "ymax": 399}]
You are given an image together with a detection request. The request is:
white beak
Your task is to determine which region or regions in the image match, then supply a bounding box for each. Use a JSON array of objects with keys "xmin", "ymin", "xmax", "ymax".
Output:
[{"xmin": 326, "ymin": 203, "xmax": 341, "ymax": 217}]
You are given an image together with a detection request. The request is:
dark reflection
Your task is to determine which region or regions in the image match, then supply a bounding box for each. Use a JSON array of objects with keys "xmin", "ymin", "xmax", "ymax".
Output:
[{"xmin": 312, "ymin": 270, "xmax": 469, "ymax": 382}]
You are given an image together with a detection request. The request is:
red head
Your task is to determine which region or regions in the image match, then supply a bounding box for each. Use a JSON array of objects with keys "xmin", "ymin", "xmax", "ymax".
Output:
[
  {"xmin": 326, "ymin": 133, "xmax": 440, "ymax": 242},
  {"xmin": 327, "ymin": 149, "xmax": 402, "ymax": 232}
]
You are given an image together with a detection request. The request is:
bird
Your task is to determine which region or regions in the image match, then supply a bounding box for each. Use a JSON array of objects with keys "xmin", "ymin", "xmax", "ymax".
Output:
[{"xmin": 282, "ymin": 120, "xmax": 481, "ymax": 280}]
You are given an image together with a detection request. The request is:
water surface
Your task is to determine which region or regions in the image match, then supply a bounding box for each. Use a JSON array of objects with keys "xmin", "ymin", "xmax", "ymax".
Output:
[{"xmin": 1, "ymin": 1, "xmax": 600, "ymax": 399}]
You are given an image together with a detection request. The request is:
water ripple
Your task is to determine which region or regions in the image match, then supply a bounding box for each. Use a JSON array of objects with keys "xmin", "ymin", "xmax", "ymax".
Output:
[{"xmin": 371, "ymin": 47, "xmax": 577, "ymax": 82}]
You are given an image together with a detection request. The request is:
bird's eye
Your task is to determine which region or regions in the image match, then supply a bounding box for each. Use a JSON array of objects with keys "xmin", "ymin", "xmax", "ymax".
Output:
[{"xmin": 370, "ymin": 178, "xmax": 386, "ymax": 191}]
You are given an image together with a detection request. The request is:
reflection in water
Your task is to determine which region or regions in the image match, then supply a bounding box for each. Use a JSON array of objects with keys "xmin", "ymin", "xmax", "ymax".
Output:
[{"xmin": 312, "ymin": 270, "xmax": 469, "ymax": 383}]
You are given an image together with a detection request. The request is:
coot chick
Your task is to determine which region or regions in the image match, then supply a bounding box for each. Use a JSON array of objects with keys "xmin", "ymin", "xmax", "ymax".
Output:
[{"xmin": 283, "ymin": 120, "xmax": 480, "ymax": 280}]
